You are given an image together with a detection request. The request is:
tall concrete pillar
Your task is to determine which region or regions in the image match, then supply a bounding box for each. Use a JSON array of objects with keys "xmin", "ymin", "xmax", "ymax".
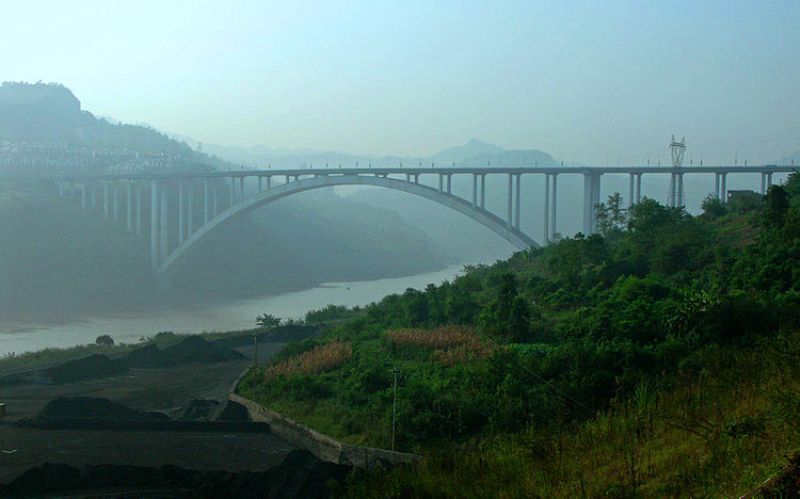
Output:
[
  {"xmin": 267, "ymin": 176, "xmax": 272, "ymax": 189},
  {"xmin": 471, "ymin": 174, "xmax": 477, "ymax": 207},
  {"xmin": 188, "ymin": 181, "xmax": 194, "ymax": 237},
  {"xmin": 229, "ymin": 178, "xmax": 235, "ymax": 206},
  {"xmin": 178, "ymin": 180, "xmax": 185, "ymax": 245},
  {"xmin": 506, "ymin": 173, "xmax": 513, "ymax": 227},
  {"xmin": 160, "ymin": 184, "xmax": 169, "ymax": 263},
  {"xmin": 669, "ymin": 173, "xmax": 676, "ymax": 207},
  {"xmin": 103, "ymin": 181, "xmax": 109, "ymax": 218},
  {"xmin": 239, "ymin": 177, "xmax": 245, "ymax": 202},
  {"xmin": 213, "ymin": 181, "xmax": 219, "ymax": 217},
  {"xmin": 480, "ymin": 174, "xmax": 486, "ymax": 209},
  {"xmin": 715, "ymin": 173, "xmax": 721, "ymax": 199},
  {"xmin": 721, "ymin": 173, "xmax": 728, "ymax": 203},
  {"xmin": 258, "ymin": 176, "xmax": 263, "ymax": 192},
  {"xmin": 543, "ymin": 174, "xmax": 550, "ymax": 244},
  {"xmin": 446, "ymin": 174, "xmax": 452, "ymax": 194},
  {"xmin": 514, "ymin": 174, "xmax": 521, "ymax": 229},
  {"xmin": 414, "ymin": 174, "xmax": 419, "ymax": 184},
  {"xmin": 126, "ymin": 182, "xmax": 133, "ymax": 233},
  {"xmin": 135, "ymin": 184, "xmax": 142, "ymax": 236},
  {"xmin": 150, "ymin": 180, "xmax": 160, "ymax": 270},
  {"xmin": 583, "ymin": 173, "xmax": 601, "ymax": 234},
  {"xmin": 203, "ymin": 178, "xmax": 209, "ymax": 225},
  {"xmin": 91, "ymin": 182, "xmax": 96, "ymax": 208},
  {"xmin": 81, "ymin": 181, "xmax": 88, "ymax": 208},
  {"xmin": 438, "ymin": 174, "xmax": 443, "ymax": 192},
  {"xmin": 678, "ymin": 173, "xmax": 684, "ymax": 206},
  {"xmin": 767, "ymin": 172, "xmax": 773, "ymax": 188},
  {"xmin": 760, "ymin": 173, "xmax": 766, "ymax": 194},
  {"xmin": 113, "ymin": 183, "xmax": 119, "ymax": 219},
  {"xmin": 550, "ymin": 174, "xmax": 558, "ymax": 241},
  {"xmin": 628, "ymin": 174, "xmax": 635, "ymax": 208},
  {"xmin": 635, "ymin": 174, "xmax": 642, "ymax": 203},
  {"xmin": 285, "ymin": 175, "xmax": 290, "ymax": 183},
  {"xmin": 405, "ymin": 174, "xmax": 410, "ymax": 183}
]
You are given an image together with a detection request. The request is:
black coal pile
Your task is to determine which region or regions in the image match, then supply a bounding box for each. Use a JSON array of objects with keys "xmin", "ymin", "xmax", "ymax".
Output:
[
  {"xmin": 0, "ymin": 450, "xmax": 353, "ymax": 498},
  {"xmin": 180, "ymin": 399, "xmax": 221, "ymax": 421},
  {"xmin": 215, "ymin": 400, "xmax": 251, "ymax": 422},
  {"xmin": 20, "ymin": 396, "xmax": 170, "ymax": 429},
  {"xmin": 126, "ymin": 336, "xmax": 245, "ymax": 368},
  {"xmin": 125, "ymin": 342, "xmax": 169, "ymax": 368},
  {"xmin": 47, "ymin": 354, "xmax": 128, "ymax": 383}
]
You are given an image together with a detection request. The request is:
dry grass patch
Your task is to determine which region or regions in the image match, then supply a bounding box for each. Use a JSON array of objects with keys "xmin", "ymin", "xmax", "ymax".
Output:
[
  {"xmin": 385, "ymin": 326, "xmax": 495, "ymax": 365},
  {"xmin": 264, "ymin": 341, "xmax": 352, "ymax": 381}
]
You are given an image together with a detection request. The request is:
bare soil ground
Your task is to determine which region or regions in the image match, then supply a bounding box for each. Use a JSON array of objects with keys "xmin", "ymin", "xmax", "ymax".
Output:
[{"xmin": 0, "ymin": 341, "xmax": 294, "ymax": 485}]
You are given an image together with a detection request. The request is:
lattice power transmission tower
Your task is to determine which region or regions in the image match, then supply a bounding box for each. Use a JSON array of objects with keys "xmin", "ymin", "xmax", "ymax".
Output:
[
  {"xmin": 668, "ymin": 135, "xmax": 686, "ymax": 206},
  {"xmin": 670, "ymin": 135, "xmax": 686, "ymax": 167}
]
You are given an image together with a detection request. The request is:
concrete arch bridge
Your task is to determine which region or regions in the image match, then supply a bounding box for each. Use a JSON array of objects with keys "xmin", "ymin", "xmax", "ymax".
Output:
[{"xmin": 11, "ymin": 164, "xmax": 795, "ymax": 278}]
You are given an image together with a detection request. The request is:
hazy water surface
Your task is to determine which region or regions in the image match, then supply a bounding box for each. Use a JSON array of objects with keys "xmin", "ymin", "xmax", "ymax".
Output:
[{"xmin": 0, "ymin": 265, "xmax": 467, "ymax": 356}]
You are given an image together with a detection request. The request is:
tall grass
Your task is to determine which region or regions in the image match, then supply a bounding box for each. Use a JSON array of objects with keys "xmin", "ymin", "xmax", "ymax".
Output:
[
  {"xmin": 384, "ymin": 326, "xmax": 494, "ymax": 365},
  {"xmin": 263, "ymin": 340, "xmax": 352, "ymax": 381}
]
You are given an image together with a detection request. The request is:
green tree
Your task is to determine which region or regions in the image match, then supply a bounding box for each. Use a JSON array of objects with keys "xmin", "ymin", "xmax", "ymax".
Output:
[
  {"xmin": 701, "ymin": 195, "xmax": 727, "ymax": 218},
  {"xmin": 596, "ymin": 193, "xmax": 627, "ymax": 235},
  {"xmin": 478, "ymin": 273, "xmax": 531, "ymax": 342},
  {"xmin": 764, "ymin": 185, "xmax": 790, "ymax": 228},
  {"xmin": 256, "ymin": 313, "xmax": 282, "ymax": 329}
]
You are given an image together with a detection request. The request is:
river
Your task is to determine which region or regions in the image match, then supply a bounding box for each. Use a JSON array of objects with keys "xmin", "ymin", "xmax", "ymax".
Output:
[{"xmin": 0, "ymin": 264, "xmax": 468, "ymax": 356}]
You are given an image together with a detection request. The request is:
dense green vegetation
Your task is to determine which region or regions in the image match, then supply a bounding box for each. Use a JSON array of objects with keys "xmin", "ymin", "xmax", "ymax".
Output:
[{"xmin": 239, "ymin": 173, "xmax": 800, "ymax": 496}]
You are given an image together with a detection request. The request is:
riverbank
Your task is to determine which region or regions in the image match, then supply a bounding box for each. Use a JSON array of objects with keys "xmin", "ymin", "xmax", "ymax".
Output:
[{"xmin": 0, "ymin": 264, "xmax": 469, "ymax": 356}]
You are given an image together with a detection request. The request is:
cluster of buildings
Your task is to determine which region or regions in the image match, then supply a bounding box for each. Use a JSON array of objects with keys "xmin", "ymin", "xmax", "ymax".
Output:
[{"xmin": 0, "ymin": 141, "xmax": 189, "ymax": 173}]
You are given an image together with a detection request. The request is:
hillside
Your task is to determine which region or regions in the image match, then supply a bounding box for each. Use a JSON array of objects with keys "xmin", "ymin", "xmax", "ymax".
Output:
[{"xmin": 238, "ymin": 173, "xmax": 800, "ymax": 496}]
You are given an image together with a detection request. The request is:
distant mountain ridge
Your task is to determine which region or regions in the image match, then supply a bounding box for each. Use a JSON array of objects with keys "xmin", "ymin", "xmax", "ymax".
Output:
[{"xmin": 195, "ymin": 137, "xmax": 558, "ymax": 170}]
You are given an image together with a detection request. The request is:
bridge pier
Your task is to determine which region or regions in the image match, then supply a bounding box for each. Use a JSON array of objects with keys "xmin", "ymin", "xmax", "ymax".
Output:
[
  {"xmin": 113, "ymin": 182, "xmax": 119, "ymax": 219},
  {"xmin": 188, "ymin": 181, "xmax": 194, "ymax": 237},
  {"xmin": 150, "ymin": 180, "xmax": 160, "ymax": 270},
  {"xmin": 103, "ymin": 181, "xmax": 109, "ymax": 219},
  {"xmin": 760, "ymin": 172, "xmax": 766, "ymax": 194},
  {"xmin": 126, "ymin": 182, "xmax": 133, "ymax": 232},
  {"xmin": 203, "ymin": 178, "xmax": 209, "ymax": 225},
  {"xmin": 480, "ymin": 174, "xmax": 486, "ymax": 209},
  {"xmin": 135, "ymin": 183, "xmax": 142, "ymax": 236},
  {"xmin": 81, "ymin": 181, "xmax": 88, "ymax": 208},
  {"xmin": 438, "ymin": 174, "xmax": 443, "ymax": 192},
  {"xmin": 506, "ymin": 174, "xmax": 513, "ymax": 227},
  {"xmin": 267, "ymin": 176, "xmax": 272, "ymax": 189},
  {"xmin": 550, "ymin": 174, "xmax": 558, "ymax": 241},
  {"xmin": 90, "ymin": 182, "xmax": 96, "ymax": 208},
  {"xmin": 721, "ymin": 173, "xmax": 728, "ymax": 203},
  {"xmin": 258, "ymin": 176, "xmax": 262, "ymax": 192},
  {"xmin": 583, "ymin": 172, "xmax": 601, "ymax": 234},
  {"xmin": 767, "ymin": 172, "xmax": 773, "ymax": 189},
  {"xmin": 544, "ymin": 174, "xmax": 550, "ymax": 243},
  {"xmin": 628, "ymin": 174, "xmax": 635, "ymax": 208},
  {"xmin": 635, "ymin": 174, "xmax": 642, "ymax": 204},
  {"xmin": 178, "ymin": 180, "xmax": 185, "ymax": 245},
  {"xmin": 471, "ymin": 174, "xmax": 477, "ymax": 207},
  {"xmin": 160, "ymin": 184, "xmax": 169, "ymax": 263},
  {"xmin": 514, "ymin": 173, "xmax": 521, "ymax": 230},
  {"xmin": 213, "ymin": 180, "xmax": 219, "ymax": 217},
  {"xmin": 678, "ymin": 173, "xmax": 684, "ymax": 206},
  {"xmin": 239, "ymin": 177, "xmax": 245, "ymax": 203},
  {"xmin": 446, "ymin": 174, "xmax": 452, "ymax": 194}
]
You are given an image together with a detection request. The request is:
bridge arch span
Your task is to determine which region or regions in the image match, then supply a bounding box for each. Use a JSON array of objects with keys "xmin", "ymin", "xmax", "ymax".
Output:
[{"xmin": 156, "ymin": 175, "xmax": 536, "ymax": 277}]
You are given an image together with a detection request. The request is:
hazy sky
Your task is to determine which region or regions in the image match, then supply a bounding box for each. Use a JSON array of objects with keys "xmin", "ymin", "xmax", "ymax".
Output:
[{"xmin": 2, "ymin": 0, "xmax": 799, "ymax": 163}]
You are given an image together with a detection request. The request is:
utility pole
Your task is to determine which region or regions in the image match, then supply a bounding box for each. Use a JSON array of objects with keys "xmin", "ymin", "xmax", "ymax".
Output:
[{"xmin": 390, "ymin": 367, "xmax": 399, "ymax": 451}]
